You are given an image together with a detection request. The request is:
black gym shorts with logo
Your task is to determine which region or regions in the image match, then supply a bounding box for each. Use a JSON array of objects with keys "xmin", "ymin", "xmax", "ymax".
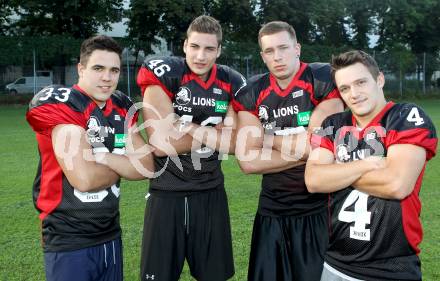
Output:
[{"xmin": 140, "ymin": 187, "xmax": 234, "ymax": 281}]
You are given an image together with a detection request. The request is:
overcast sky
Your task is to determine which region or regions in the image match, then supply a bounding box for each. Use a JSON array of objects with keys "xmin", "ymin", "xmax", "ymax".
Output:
[
  {"xmin": 98, "ymin": 0, "xmax": 130, "ymax": 37},
  {"xmin": 99, "ymin": 20, "xmax": 128, "ymax": 37}
]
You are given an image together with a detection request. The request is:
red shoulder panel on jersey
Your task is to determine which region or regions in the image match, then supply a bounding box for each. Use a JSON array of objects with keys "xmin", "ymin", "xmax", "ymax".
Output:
[
  {"xmin": 308, "ymin": 81, "xmax": 340, "ymax": 106},
  {"xmin": 27, "ymin": 103, "xmax": 86, "ymax": 135},
  {"xmin": 322, "ymin": 88, "xmax": 341, "ymax": 101},
  {"xmin": 232, "ymin": 100, "xmax": 258, "ymax": 116},
  {"xmin": 385, "ymin": 128, "xmax": 438, "ymax": 160},
  {"xmin": 255, "ymin": 87, "xmax": 272, "ymax": 109},
  {"xmin": 231, "ymin": 99, "xmax": 246, "ymax": 112},
  {"xmin": 311, "ymin": 134, "xmax": 334, "ymax": 151},
  {"xmin": 136, "ymin": 67, "xmax": 174, "ymax": 100}
]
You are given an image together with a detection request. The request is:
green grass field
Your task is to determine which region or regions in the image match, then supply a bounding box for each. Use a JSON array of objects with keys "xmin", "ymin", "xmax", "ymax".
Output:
[{"xmin": 0, "ymin": 99, "xmax": 439, "ymax": 281}]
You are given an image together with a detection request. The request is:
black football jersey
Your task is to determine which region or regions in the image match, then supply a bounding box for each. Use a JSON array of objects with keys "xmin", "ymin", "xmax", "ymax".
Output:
[
  {"xmin": 312, "ymin": 102, "xmax": 437, "ymax": 280},
  {"xmin": 137, "ymin": 56, "xmax": 246, "ymax": 192},
  {"xmin": 26, "ymin": 85, "xmax": 137, "ymax": 252},
  {"xmin": 233, "ymin": 62, "xmax": 340, "ymax": 216}
]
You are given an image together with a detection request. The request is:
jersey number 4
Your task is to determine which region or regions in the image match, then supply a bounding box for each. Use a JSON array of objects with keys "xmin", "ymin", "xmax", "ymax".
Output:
[
  {"xmin": 406, "ymin": 107, "xmax": 425, "ymax": 126},
  {"xmin": 338, "ymin": 190, "xmax": 371, "ymax": 241}
]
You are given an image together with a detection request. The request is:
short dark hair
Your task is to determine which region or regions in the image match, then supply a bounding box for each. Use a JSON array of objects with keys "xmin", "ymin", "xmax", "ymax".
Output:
[
  {"xmin": 186, "ymin": 15, "xmax": 222, "ymax": 45},
  {"xmin": 331, "ymin": 50, "xmax": 380, "ymax": 81},
  {"xmin": 80, "ymin": 35, "xmax": 122, "ymax": 65},
  {"xmin": 258, "ymin": 21, "xmax": 297, "ymax": 47}
]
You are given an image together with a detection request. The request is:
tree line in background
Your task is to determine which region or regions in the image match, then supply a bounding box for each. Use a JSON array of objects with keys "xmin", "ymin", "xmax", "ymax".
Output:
[{"xmin": 1, "ymin": 0, "xmax": 440, "ymax": 88}]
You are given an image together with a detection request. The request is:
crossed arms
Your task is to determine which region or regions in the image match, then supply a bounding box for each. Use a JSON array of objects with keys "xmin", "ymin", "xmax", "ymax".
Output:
[
  {"xmin": 142, "ymin": 85, "xmax": 237, "ymax": 157},
  {"xmin": 235, "ymin": 98, "xmax": 344, "ymax": 174},
  {"xmin": 52, "ymin": 123, "xmax": 154, "ymax": 193},
  {"xmin": 305, "ymin": 144, "xmax": 426, "ymax": 200}
]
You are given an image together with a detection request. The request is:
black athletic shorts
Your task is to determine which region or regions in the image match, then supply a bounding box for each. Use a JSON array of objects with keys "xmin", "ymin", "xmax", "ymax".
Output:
[
  {"xmin": 140, "ymin": 188, "xmax": 234, "ymax": 281},
  {"xmin": 248, "ymin": 210, "xmax": 329, "ymax": 281}
]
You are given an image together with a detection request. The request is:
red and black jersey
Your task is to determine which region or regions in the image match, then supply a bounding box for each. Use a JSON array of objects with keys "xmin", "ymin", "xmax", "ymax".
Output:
[
  {"xmin": 233, "ymin": 62, "xmax": 340, "ymax": 216},
  {"xmin": 312, "ymin": 102, "xmax": 437, "ymax": 280},
  {"xmin": 137, "ymin": 56, "xmax": 246, "ymax": 192},
  {"xmin": 26, "ymin": 85, "xmax": 137, "ymax": 252}
]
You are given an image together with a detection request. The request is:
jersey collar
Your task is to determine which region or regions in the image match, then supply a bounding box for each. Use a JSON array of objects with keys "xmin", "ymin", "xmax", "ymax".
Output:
[
  {"xmin": 269, "ymin": 62, "xmax": 307, "ymax": 97},
  {"xmin": 73, "ymin": 84, "xmax": 114, "ymax": 116},
  {"xmin": 183, "ymin": 63, "xmax": 218, "ymax": 90},
  {"xmin": 351, "ymin": 101, "xmax": 395, "ymax": 131}
]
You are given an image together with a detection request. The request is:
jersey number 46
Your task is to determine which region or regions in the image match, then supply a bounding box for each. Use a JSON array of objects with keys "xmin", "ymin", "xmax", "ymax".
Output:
[{"xmin": 148, "ymin": 60, "xmax": 171, "ymax": 77}]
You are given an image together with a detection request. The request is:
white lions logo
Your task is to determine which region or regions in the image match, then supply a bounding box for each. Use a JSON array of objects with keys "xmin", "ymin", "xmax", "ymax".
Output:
[
  {"xmin": 336, "ymin": 144, "xmax": 351, "ymax": 163},
  {"xmin": 176, "ymin": 87, "xmax": 191, "ymax": 105},
  {"xmin": 258, "ymin": 105, "xmax": 274, "ymax": 130},
  {"xmin": 86, "ymin": 116, "xmax": 101, "ymax": 137},
  {"xmin": 258, "ymin": 105, "xmax": 269, "ymax": 122}
]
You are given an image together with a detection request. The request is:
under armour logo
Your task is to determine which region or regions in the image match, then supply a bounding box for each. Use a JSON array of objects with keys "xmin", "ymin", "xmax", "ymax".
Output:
[{"xmin": 145, "ymin": 274, "xmax": 155, "ymax": 280}]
